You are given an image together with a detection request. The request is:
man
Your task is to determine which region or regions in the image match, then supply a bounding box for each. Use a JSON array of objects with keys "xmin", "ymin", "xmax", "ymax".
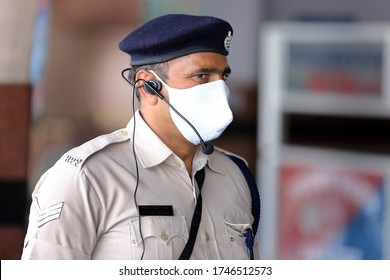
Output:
[{"xmin": 22, "ymin": 14, "xmax": 260, "ymax": 260}]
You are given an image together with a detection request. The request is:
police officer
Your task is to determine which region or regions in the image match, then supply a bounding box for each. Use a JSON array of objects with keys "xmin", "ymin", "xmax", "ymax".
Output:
[{"xmin": 22, "ymin": 14, "xmax": 260, "ymax": 260}]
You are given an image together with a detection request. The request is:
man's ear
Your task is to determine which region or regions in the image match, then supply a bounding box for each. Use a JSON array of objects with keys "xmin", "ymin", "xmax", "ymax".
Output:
[{"xmin": 135, "ymin": 69, "xmax": 159, "ymax": 104}]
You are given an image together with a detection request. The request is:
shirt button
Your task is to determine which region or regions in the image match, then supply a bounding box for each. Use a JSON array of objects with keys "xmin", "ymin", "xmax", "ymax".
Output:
[
  {"xmin": 175, "ymin": 160, "xmax": 181, "ymax": 168},
  {"xmin": 161, "ymin": 231, "xmax": 169, "ymax": 241},
  {"xmin": 230, "ymin": 236, "xmax": 235, "ymax": 242},
  {"xmin": 205, "ymin": 232, "xmax": 210, "ymax": 241}
]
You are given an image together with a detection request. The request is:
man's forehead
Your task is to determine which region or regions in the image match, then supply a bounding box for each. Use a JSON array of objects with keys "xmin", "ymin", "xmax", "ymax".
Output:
[{"xmin": 168, "ymin": 52, "xmax": 230, "ymax": 72}]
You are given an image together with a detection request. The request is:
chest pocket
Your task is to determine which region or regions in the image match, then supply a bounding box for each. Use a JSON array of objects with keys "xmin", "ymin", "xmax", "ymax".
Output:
[
  {"xmin": 224, "ymin": 220, "xmax": 252, "ymax": 260},
  {"xmin": 129, "ymin": 216, "xmax": 189, "ymax": 259}
]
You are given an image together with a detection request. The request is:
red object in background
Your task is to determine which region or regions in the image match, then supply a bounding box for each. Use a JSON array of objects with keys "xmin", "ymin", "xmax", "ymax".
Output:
[{"xmin": 278, "ymin": 164, "xmax": 383, "ymax": 259}]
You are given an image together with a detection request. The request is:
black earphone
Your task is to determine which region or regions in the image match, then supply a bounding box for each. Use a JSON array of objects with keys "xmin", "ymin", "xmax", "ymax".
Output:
[{"xmin": 143, "ymin": 80, "xmax": 162, "ymax": 96}]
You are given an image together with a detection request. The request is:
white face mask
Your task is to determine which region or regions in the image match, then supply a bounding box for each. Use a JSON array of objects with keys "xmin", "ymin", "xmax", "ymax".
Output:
[{"xmin": 150, "ymin": 71, "xmax": 233, "ymax": 145}]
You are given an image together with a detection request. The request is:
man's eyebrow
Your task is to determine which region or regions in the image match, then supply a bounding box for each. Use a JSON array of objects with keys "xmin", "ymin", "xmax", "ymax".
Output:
[{"xmin": 196, "ymin": 66, "xmax": 232, "ymax": 74}]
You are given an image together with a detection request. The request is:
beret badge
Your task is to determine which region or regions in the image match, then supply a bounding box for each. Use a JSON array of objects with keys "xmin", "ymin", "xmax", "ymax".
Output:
[{"xmin": 224, "ymin": 31, "xmax": 233, "ymax": 52}]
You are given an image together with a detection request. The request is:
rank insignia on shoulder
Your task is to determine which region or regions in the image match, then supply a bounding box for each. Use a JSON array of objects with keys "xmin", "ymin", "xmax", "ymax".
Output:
[
  {"xmin": 33, "ymin": 198, "xmax": 64, "ymax": 228},
  {"xmin": 64, "ymin": 154, "xmax": 83, "ymax": 167}
]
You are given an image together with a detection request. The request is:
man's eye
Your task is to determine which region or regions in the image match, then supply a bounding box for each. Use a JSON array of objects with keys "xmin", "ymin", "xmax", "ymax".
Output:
[{"xmin": 195, "ymin": 73, "xmax": 208, "ymax": 79}]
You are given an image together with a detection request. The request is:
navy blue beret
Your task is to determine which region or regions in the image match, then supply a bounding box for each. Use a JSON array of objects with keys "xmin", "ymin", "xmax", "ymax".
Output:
[{"xmin": 119, "ymin": 14, "xmax": 233, "ymax": 66}]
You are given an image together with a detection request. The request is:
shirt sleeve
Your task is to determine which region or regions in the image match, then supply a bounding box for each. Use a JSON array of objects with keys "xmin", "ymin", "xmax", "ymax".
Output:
[{"xmin": 22, "ymin": 161, "xmax": 102, "ymax": 260}]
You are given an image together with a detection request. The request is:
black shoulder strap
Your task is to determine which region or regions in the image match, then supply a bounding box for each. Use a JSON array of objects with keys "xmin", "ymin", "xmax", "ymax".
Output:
[
  {"xmin": 179, "ymin": 157, "xmax": 260, "ymax": 260},
  {"xmin": 227, "ymin": 155, "xmax": 260, "ymax": 237},
  {"xmin": 178, "ymin": 168, "xmax": 205, "ymax": 260}
]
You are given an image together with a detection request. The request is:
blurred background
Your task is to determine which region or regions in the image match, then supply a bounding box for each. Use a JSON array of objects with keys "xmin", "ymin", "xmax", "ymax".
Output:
[{"xmin": 0, "ymin": 0, "xmax": 389, "ymax": 260}]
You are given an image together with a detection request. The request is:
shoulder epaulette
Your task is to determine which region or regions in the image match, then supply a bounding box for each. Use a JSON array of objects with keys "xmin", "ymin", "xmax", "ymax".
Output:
[
  {"xmin": 215, "ymin": 147, "xmax": 249, "ymax": 165},
  {"xmin": 61, "ymin": 128, "xmax": 130, "ymax": 168}
]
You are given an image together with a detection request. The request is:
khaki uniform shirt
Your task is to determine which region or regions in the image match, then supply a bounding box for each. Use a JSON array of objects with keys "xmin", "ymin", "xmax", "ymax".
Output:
[{"xmin": 22, "ymin": 111, "xmax": 259, "ymax": 260}]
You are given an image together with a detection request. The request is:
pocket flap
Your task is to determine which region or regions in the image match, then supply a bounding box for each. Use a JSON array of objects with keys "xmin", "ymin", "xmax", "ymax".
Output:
[
  {"xmin": 129, "ymin": 216, "xmax": 189, "ymax": 246},
  {"xmin": 224, "ymin": 220, "xmax": 251, "ymax": 235}
]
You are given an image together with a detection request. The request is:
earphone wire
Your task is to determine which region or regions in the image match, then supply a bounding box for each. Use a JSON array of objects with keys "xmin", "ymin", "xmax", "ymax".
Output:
[
  {"xmin": 159, "ymin": 96, "xmax": 210, "ymax": 153},
  {"xmin": 132, "ymin": 81, "xmax": 145, "ymax": 260},
  {"xmin": 122, "ymin": 68, "xmax": 145, "ymax": 260}
]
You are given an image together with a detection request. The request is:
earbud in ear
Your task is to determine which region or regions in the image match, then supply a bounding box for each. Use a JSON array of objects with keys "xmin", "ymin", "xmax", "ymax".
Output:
[{"xmin": 144, "ymin": 80, "xmax": 162, "ymax": 95}]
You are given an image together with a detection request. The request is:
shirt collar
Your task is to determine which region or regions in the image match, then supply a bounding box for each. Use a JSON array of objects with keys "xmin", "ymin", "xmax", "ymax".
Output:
[
  {"xmin": 126, "ymin": 110, "xmax": 172, "ymax": 168},
  {"xmin": 206, "ymin": 153, "xmax": 224, "ymax": 174},
  {"xmin": 126, "ymin": 110, "xmax": 223, "ymax": 174}
]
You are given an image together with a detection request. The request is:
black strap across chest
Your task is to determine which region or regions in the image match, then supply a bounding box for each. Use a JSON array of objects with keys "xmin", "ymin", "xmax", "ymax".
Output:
[
  {"xmin": 178, "ymin": 156, "xmax": 261, "ymax": 260},
  {"xmin": 178, "ymin": 168, "xmax": 205, "ymax": 260}
]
